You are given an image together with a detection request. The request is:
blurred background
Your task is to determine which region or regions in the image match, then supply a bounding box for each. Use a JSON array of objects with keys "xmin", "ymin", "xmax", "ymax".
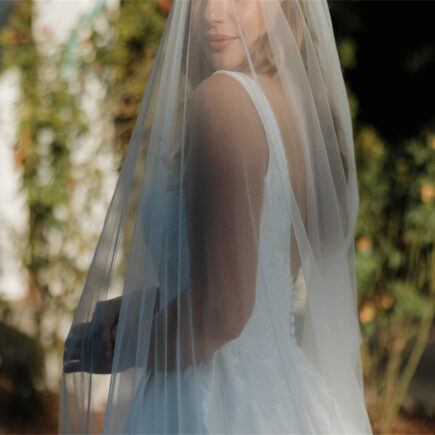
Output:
[{"xmin": 0, "ymin": 0, "xmax": 433, "ymax": 433}]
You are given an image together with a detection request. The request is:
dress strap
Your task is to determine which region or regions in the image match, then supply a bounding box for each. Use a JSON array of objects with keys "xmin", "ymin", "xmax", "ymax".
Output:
[{"xmin": 212, "ymin": 69, "xmax": 292, "ymax": 204}]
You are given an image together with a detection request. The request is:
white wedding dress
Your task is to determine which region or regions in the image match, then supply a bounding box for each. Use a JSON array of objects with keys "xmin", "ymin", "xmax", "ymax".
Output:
[{"xmin": 124, "ymin": 70, "xmax": 359, "ymax": 434}]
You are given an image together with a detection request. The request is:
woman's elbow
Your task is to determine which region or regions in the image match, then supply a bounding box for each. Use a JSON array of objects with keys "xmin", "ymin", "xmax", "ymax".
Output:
[{"xmin": 216, "ymin": 301, "xmax": 255, "ymax": 342}]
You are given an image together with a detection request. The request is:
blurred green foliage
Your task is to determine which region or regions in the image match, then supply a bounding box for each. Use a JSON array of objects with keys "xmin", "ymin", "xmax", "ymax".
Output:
[
  {"xmin": 82, "ymin": 0, "xmax": 167, "ymax": 154},
  {"xmin": 0, "ymin": 0, "xmax": 88, "ymax": 346},
  {"xmin": 0, "ymin": 2, "xmax": 89, "ymax": 430},
  {"xmin": 355, "ymin": 125, "xmax": 435, "ymax": 431},
  {"xmin": 0, "ymin": 1, "xmax": 168, "ymax": 431},
  {"xmin": 331, "ymin": 1, "xmax": 435, "ymax": 431}
]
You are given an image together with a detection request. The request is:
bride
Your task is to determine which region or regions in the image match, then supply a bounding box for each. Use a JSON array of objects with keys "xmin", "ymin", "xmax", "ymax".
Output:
[{"xmin": 60, "ymin": 1, "xmax": 373, "ymax": 433}]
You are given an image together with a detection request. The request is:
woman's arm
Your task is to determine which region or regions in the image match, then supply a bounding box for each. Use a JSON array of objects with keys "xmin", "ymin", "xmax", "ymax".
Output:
[
  {"xmin": 144, "ymin": 73, "xmax": 269, "ymax": 370},
  {"xmin": 145, "ymin": 285, "xmax": 236, "ymax": 370}
]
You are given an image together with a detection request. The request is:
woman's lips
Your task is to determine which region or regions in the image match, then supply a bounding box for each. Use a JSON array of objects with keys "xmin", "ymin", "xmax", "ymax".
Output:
[{"xmin": 205, "ymin": 34, "xmax": 238, "ymax": 50}]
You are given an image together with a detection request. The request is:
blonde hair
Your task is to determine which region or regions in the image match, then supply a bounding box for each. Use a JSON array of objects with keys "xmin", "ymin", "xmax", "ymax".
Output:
[{"xmin": 169, "ymin": 0, "xmax": 348, "ymax": 184}]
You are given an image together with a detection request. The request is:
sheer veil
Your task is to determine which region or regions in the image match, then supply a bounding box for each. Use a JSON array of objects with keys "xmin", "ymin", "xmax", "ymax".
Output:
[{"xmin": 60, "ymin": 1, "xmax": 372, "ymax": 433}]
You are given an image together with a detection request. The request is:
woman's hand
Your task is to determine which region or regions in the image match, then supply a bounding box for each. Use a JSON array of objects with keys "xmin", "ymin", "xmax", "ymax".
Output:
[{"xmin": 63, "ymin": 297, "xmax": 121, "ymax": 374}]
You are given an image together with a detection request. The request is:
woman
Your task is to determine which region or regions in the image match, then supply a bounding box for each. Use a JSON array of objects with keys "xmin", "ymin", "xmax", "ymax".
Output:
[{"xmin": 60, "ymin": 1, "xmax": 373, "ymax": 433}]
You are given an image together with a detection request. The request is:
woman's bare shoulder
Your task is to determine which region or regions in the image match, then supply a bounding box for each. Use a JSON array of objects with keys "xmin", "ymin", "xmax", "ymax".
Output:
[
  {"xmin": 193, "ymin": 71, "xmax": 276, "ymax": 96},
  {"xmin": 191, "ymin": 72, "xmax": 255, "ymax": 112},
  {"xmin": 189, "ymin": 72, "xmax": 269, "ymax": 177}
]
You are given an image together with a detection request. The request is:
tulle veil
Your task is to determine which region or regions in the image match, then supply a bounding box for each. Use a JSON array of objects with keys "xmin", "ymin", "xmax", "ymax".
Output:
[{"xmin": 60, "ymin": 1, "xmax": 372, "ymax": 433}]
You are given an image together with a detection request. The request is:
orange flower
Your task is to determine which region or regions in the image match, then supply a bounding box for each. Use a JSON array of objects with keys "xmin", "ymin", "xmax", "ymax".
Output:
[
  {"xmin": 380, "ymin": 294, "xmax": 393, "ymax": 309},
  {"xmin": 359, "ymin": 303, "xmax": 375, "ymax": 323},
  {"xmin": 14, "ymin": 135, "xmax": 33, "ymax": 168},
  {"xmin": 157, "ymin": 0, "xmax": 172, "ymax": 15},
  {"xmin": 420, "ymin": 183, "xmax": 435, "ymax": 203},
  {"xmin": 357, "ymin": 236, "xmax": 372, "ymax": 253},
  {"xmin": 8, "ymin": 31, "xmax": 22, "ymax": 45}
]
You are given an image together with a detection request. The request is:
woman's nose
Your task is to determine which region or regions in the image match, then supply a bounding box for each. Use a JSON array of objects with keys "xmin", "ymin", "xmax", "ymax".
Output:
[{"xmin": 203, "ymin": 0, "xmax": 227, "ymax": 25}]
